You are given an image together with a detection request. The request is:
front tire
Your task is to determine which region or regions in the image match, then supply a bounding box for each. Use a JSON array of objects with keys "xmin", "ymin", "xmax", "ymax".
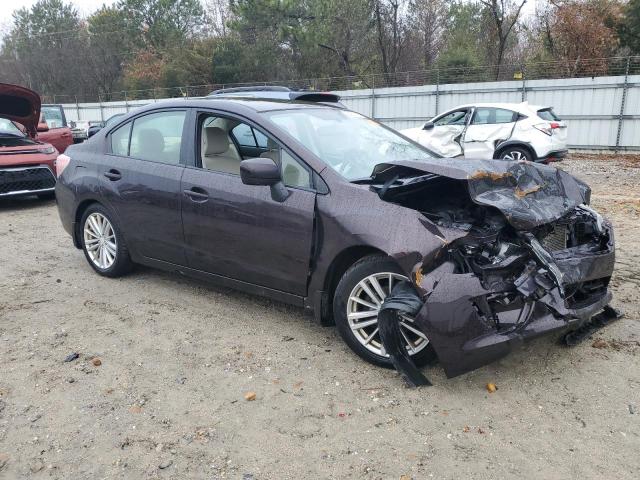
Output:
[
  {"xmin": 499, "ymin": 146, "xmax": 532, "ymax": 162},
  {"xmin": 333, "ymin": 255, "xmax": 436, "ymax": 368},
  {"xmin": 80, "ymin": 204, "xmax": 132, "ymax": 277}
]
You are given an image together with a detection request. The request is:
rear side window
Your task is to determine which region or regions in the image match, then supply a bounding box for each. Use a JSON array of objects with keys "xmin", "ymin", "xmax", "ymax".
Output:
[
  {"xmin": 41, "ymin": 106, "xmax": 66, "ymax": 128},
  {"xmin": 537, "ymin": 109, "xmax": 561, "ymax": 121},
  {"xmin": 129, "ymin": 111, "xmax": 186, "ymax": 164},
  {"xmin": 111, "ymin": 122, "xmax": 131, "ymax": 156},
  {"xmin": 472, "ymin": 108, "xmax": 517, "ymax": 125}
]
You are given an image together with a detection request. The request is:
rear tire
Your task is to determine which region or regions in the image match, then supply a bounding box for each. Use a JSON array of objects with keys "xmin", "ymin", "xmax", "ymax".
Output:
[
  {"xmin": 333, "ymin": 254, "xmax": 436, "ymax": 368},
  {"xmin": 80, "ymin": 204, "xmax": 132, "ymax": 278},
  {"xmin": 498, "ymin": 146, "xmax": 532, "ymax": 162}
]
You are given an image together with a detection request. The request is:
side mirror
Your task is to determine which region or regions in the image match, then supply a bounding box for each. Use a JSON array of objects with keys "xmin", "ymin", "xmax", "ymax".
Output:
[
  {"xmin": 423, "ymin": 121, "xmax": 434, "ymax": 130},
  {"xmin": 240, "ymin": 157, "xmax": 289, "ymax": 202},
  {"xmin": 37, "ymin": 122, "xmax": 49, "ymax": 132}
]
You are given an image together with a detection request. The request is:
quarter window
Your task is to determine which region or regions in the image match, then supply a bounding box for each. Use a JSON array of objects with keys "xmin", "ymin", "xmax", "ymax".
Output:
[
  {"xmin": 128, "ymin": 111, "xmax": 186, "ymax": 164},
  {"xmin": 110, "ymin": 122, "xmax": 131, "ymax": 156}
]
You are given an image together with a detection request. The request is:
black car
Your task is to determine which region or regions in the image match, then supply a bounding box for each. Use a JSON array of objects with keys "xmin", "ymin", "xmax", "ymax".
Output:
[
  {"xmin": 55, "ymin": 95, "xmax": 618, "ymax": 384},
  {"xmin": 87, "ymin": 113, "xmax": 126, "ymax": 138}
]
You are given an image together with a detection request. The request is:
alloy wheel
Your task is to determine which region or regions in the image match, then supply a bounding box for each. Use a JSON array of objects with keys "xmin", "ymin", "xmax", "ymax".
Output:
[
  {"xmin": 346, "ymin": 272, "xmax": 429, "ymax": 357},
  {"xmin": 502, "ymin": 150, "xmax": 525, "ymax": 161},
  {"xmin": 84, "ymin": 213, "xmax": 117, "ymax": 269}
]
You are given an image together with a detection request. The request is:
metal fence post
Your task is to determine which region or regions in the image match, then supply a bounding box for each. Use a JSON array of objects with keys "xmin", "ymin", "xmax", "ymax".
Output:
[
  {"xmin": 435, "ymin": 68, "xmax": 440, "ymax": 115},
  {"xmin": 75, "ymin": 95, "xmax": 80, "ymax": 121},
  {"xmin": 615, "ymin": 57, "xmax": 631, "ymax": 152},
  {"xmin": 371, "ymin": 74, "xmax": 376, "ymax": 119},
  {"xmin": 521, "ymin": 65, "xmax": 527, "ymax": 102},
  {"xmin": 124, "ymin": 91, "xmax": 130, "ymax": 113},
  {"xmin": 98, "ymin": 94, "xmax": 104, "ymax": 122}
]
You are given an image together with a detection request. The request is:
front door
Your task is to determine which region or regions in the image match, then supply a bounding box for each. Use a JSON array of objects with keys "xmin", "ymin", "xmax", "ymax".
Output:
[
  {"xmin": 99, "ymin": 109, "xmax": 188, "ymax": 265},
  {"xmin": 462, "ymin": 107, "xmax": 517, "ymax": 159},
  {"xmin": 181, "ymin": 112, "xmax": 316, "ymax": 295},
  {"xmin": 419, "ymin": 108, "xmax": 470, "ymax": 157}
]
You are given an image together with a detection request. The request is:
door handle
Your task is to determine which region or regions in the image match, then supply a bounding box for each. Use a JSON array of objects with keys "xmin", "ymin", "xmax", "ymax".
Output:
[
  {"xmin": 104, "ymin": 169, "xmax": 122, "ymax": 181},
  {"xmin": 183, "ymin": 187, "xmax": 209, "ymax": 202}
]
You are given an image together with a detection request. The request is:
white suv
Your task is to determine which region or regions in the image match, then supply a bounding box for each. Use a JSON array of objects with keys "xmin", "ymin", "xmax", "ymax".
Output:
[{"xmin": 401, "ymin": 102, "xmax": 568, "ymax": 163}]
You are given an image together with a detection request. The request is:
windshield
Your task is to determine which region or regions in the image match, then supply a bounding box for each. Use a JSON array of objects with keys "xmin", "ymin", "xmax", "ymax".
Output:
[
  {"xmin": 264, "ymin": 108, "xmax": 435, "ymax": 180},
  {"xmin": 41, "ymin": 106, "xmax": 66, "ymax": 128},
  {"xmin": 0, "ymin": 118, "xmax": 25, "ymax": 137}
]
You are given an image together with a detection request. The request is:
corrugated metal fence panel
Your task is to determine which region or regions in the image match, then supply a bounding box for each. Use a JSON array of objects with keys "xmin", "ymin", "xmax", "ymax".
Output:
[{"xmin": 61, "ymin": 75, "xmax": 639, "ymax": 150}]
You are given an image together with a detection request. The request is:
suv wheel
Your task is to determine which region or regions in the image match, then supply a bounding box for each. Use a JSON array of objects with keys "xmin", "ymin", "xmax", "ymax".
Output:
[
  {"xmin": 499, "ymin": 147, "xmax": 532, "ymax": 162},
  {"xmin": 80, "ymin": 204, "xmax": 132, "ymax": 277},
  {"xmin": 333, "ymin": 255, "xmax": 436, "ymax": 368}
]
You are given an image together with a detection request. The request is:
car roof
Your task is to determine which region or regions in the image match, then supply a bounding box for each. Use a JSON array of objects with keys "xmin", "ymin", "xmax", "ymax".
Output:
[
  {"xmin": 447, "ymin": 102, "xmax": 551, "ymax": 114},
  {"xmin": 132, "ymin": 97, "xmax": 342, "ymax": 115}
]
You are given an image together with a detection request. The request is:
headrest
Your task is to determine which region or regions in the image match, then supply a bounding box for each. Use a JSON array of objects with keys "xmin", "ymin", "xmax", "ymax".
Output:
[
  {"xmin": 204, "ymin": 126, "xmax": 229, "ymax": 155},
  {"xmin": 138, "ymin": 129, "xmax": 164, "ymax": 155}
]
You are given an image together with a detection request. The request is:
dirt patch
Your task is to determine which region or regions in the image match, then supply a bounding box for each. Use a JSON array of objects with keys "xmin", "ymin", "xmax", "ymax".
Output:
[{"xmin": 1, "ymin": 157, "xmax": 639, "ymax": 479}]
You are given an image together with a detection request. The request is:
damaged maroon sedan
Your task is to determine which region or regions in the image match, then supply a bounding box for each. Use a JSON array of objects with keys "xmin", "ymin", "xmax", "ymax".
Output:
[{"xmin": 55, "ymin": 97, "xmax": 619, "ymax": 385}]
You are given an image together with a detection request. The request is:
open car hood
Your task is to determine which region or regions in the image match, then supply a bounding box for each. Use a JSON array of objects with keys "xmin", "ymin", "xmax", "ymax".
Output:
[
  {"xmin": 0, "ymin": 83, "xmax": 41, "ymax": 137},
  {"xmin": 370, "ymin": 158, "xmax": 590, "ymax": 230}
]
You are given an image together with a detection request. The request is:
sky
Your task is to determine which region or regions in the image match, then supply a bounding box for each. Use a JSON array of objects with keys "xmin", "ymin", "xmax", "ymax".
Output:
[{"xmin": 0, "ymin": 0, "xmax": 542, "ymax": 33}]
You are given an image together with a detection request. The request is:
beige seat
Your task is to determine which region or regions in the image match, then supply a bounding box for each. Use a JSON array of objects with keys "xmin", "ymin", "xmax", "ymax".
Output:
[{"xmin": 202, "ymin": 126, "xmax": 242, "ymax": 174}]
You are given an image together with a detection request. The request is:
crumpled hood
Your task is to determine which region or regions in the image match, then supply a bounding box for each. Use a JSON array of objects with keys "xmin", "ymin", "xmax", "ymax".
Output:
[
  {"xmin": 0, "ymin": 83, "xmax": 41, "ymax": 137},
  {"xmin": 371, "ymin": 158, "xmax": 590, "ymax": 230}
]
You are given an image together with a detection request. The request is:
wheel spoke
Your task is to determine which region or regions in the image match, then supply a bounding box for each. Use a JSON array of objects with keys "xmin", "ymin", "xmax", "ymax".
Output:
[
  {"xmin": 348, "ymin": 310, "xmax": 378, "ymax": 321},
  {"xmin": 350, "ymin": 318, "xmax": 378, "ymax": 330},
  {"xmin": 349, "ymin": 296, "xmax": 377, "ymax": 310},
  {"xmin": 360, "ymin": 281, "xmax": 381, "ymax": 307},
  {"xmin": 400, "ymin": 321, "xmax": 429, "ymax": 341},
  {"xmin": 368, "ymin": 276, "xmax": 387, "ymax": 303},
  {"xmin": 363, "ymin": 327, "xmax": 379, "ymax": 345},
  {"xmin": 400, "ymin": 329, "xmax": 416, "ymax": 354}
]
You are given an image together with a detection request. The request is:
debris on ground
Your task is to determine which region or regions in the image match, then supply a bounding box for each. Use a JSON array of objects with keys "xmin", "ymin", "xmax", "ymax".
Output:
[
  {"xmin": 63, "ymin": 352, "xmax": 79, "ymax": 362},
  {"xmin": 158, "ymin": 459, "xmax": 173, "ymax": 469},
  {"xmin": 244, "ymin": 391, "xmax": 257, "ymax": 401},
  {"xmin": 486, "ymin": 383, "xmax": 497, "ymax": 393},
  {"xmin": 592, "ymin": 338, "xmax": 608, "ymax": 349},
  {"xmin": 91, "ymin": 358, "xmax": 102, "ymax": 366}
]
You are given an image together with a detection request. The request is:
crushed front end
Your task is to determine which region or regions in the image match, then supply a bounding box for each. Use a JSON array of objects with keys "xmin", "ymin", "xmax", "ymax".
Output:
[{"xmin": 370, "ymin": 159, "xmax": 620, "ymax": 383}]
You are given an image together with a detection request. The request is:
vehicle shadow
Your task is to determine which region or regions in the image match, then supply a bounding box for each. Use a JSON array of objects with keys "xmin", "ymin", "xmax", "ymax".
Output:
[{"xmin": 0, "ymin": 195, "xmax": 55, "ymax": 212}]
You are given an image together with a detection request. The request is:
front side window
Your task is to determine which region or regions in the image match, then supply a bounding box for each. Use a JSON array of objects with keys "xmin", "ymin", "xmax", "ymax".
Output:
[
  {"xmin": 265, "ymin": 108, "xmax": 435, "ymax": 181},
  {"xmin": 129, "ymin": 111, "xmax": 186, "ymax": 164},
  {"xmin": 434, "ymin": 109, "xmax": 468, "ymax": 126},
  {"xmin": 199, "ymin": 114, "xmax": 312, "ymax": 189}
]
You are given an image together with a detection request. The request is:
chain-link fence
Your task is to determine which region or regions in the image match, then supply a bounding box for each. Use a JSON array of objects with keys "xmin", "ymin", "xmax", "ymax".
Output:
[{"xmin": 40, "ymin": 55, "xmax": 640, "ymax": 104}]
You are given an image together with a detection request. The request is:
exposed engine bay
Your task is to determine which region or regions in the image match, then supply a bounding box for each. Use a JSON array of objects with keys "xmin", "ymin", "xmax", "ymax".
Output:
[{"xmin": 364, "ymin": 159, "xmax": 620, "ymax": 385}]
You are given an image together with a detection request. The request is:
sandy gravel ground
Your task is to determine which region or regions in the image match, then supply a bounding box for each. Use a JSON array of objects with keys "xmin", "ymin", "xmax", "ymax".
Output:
[{"xmin": 0, "ymin": 156, "xmax": 639, "ymax": 479}]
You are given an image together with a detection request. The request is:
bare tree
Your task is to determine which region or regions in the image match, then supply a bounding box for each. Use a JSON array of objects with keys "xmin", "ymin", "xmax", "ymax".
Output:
[
  {"xmin": 373, "ymin": 0, "xmax": 409, "ymax": 78},
  {"xmin": 407, "ymin": 0, "xmax": 448, "ymax": 69},
  {"xmin": 479, "ymin": 0, "xmax": 528, "ymax": 79},
  {"xmin": 203, "ymin": 0, "xmax": 233, "ymax": 37}
]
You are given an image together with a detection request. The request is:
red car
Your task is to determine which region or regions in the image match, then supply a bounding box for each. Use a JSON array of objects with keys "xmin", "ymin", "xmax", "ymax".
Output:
[
  {"xmin": 38, "ymin": 104, "xmax": 74, "ymax": 153},
  {"xmin": 0, "ymin": 83, "xmax": 59, "ymax": 199}
]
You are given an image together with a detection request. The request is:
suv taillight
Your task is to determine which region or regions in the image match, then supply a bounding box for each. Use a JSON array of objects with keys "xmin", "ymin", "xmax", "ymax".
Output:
[
  {"xmin": 55, "ymin": 154, "xmax": 71, "ymax": 177},
  {"xmin": 533, "ymin": 122, "xmax": 560, "ymax": 136}
]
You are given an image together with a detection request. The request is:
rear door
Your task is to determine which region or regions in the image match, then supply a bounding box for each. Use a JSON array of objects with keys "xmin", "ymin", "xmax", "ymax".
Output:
[
  {"xmin": 181, "ymin": 111, "xmax": 316, "ymax": 295},
  {"xmin": 463, "ymin": 107, "xmax": 517, "ymax": 159},
  {"xmin": 418, "ymin": 108, "xmax": 470, "ymax": 157},
  {"xmin": 99, "ymin": 109, "xmax": 188, "ymax": 265}
]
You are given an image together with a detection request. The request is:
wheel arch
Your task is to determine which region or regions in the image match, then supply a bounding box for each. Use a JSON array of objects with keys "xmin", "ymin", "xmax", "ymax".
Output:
[
  {"xmin": 494, "ymin": 141, "xmax": 536, "ymax": 160},
  {"xmin": 319, "ymin": 245, "xmax": 389, "ymax": 325},
  {"xmin": 73, "ymin": 199, "xmax": 101, "ymax": 248}
]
